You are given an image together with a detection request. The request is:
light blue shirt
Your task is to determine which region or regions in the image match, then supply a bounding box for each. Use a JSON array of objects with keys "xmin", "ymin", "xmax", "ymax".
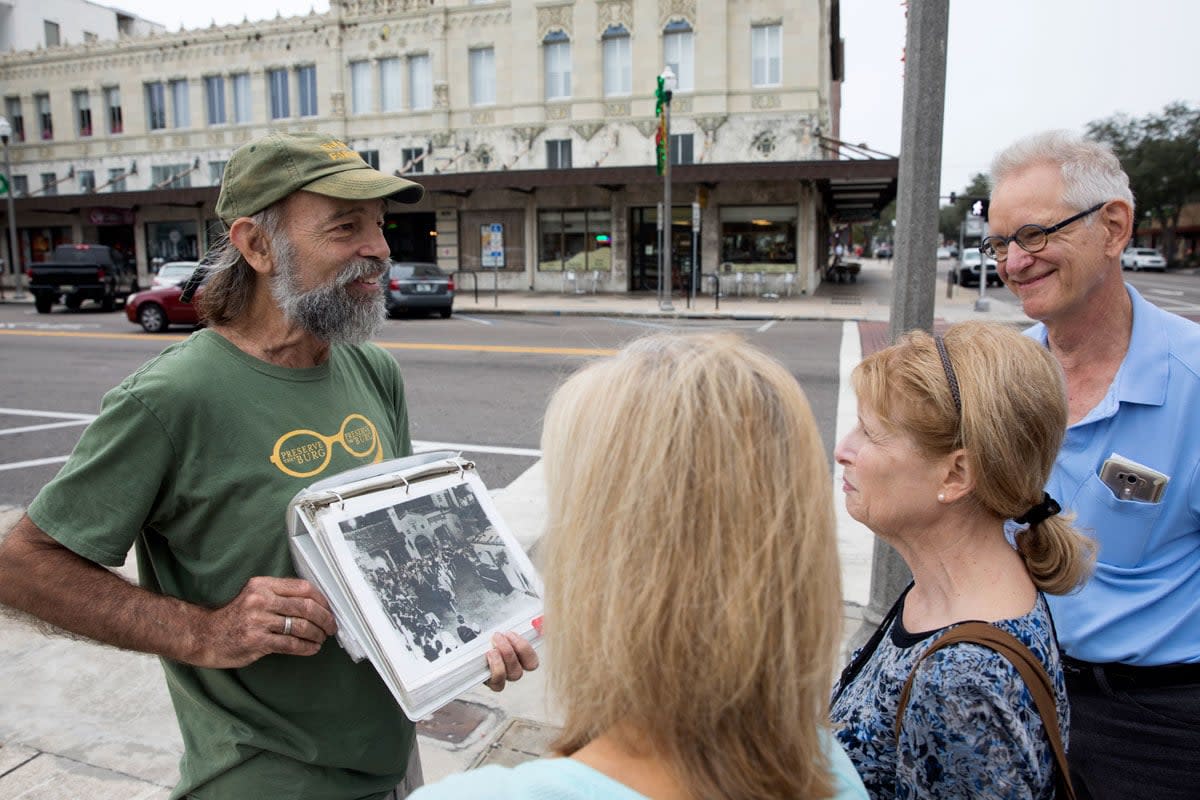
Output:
[
  {"xmin": 1029, "ymin": 285, "xmax": 1200, "ymax": 665},
  {"xmin": 408, "ymin": 740, "xmax": 868, "ymax": 799}
]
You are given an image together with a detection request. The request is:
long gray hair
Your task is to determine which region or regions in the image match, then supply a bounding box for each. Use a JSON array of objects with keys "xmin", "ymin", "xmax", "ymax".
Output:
[{"xmin": 196, "ymin": 205, "xmax": 284, "ymax": 326}]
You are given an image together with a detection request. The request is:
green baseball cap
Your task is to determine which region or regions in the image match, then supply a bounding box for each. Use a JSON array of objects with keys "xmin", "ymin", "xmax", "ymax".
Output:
[{"xmin": 215, "ymin": 131, "xmax": 424, "ymax": 224}]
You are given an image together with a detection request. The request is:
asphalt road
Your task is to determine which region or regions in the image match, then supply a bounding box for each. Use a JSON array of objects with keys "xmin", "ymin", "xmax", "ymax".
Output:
[{"xmin": 0, "ymin": 308, "xmax": 845, "ymax": 508}]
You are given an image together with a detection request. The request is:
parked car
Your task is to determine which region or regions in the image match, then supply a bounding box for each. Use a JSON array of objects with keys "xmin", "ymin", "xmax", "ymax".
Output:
[
  {"xmin": 1121, "ymin": 247, "xmax": 1167, "ymax": 271},
  {"xmin": 151, "ymin": 261, "xmax": 201, "ymax": 288},
  {"xmin": 936, "ymin": 246, "xmax": 954, "ymax": 260},
  {"xmin": 953, "ymin": 247, "xmax": 1003, "ymax": 288},
  {"xmin": 26, "ymin": 243, "xmax": 139, "ymax": 314},
  {"xmin": 125, "ymin": 269, "xmax": 208, "ymax": 333},
  {"xmin": 385, "ymin": 262, "xmax": 455, "ymax": 318},
  {"xmin": 873, "ymin": 243, "xmax": 893, "ymax": 259}
]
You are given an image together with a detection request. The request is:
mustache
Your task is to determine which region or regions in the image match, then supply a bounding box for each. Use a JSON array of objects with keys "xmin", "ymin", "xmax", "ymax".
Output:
[{"xmin": 335, "ymin": 258, "xmax": 388, "ymax": 288}]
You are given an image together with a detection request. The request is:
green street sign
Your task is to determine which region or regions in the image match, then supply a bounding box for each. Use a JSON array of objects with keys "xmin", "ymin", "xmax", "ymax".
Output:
[{"xmin": 0, "ymin": 174, "xmax": 8, "ymax": 195}]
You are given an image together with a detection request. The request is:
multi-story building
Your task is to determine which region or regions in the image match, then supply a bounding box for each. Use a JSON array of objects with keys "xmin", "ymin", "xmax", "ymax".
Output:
[
  {"xmin": 0, "ymin": 0, "xmax": 163, "ymax": 54},
  {"xmin": 0, "ymin": 0, "xmax": 896, "ymax": 296}
]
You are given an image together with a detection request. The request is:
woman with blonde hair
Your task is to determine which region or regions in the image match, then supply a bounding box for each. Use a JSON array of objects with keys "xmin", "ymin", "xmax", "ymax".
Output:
[
  {"xmin": 831, "ymin": 321, "xmax": 1094, "ymax": 799},
  {"xmin": 411, "ymin": 332, "xmax": 867, "ymax": 799}
]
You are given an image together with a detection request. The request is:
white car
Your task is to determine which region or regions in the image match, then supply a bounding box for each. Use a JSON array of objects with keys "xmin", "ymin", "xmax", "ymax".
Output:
[
  {"xmin": 936, "ymin": 247, "xmax": 953, "ymax": 260},
  {"xmin": 1121, "ymin": 248, "xmax": 1166, "ymax": 271},
  {"xmin": 151, "ymin": 261, "xmax": 201, "ymax": 288}
]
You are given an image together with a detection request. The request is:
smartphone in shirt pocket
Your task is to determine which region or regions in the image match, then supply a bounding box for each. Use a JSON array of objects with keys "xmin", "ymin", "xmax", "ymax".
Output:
[{"xmin": 1098, "ymin": 453, "xmax": 1169, "ymax": 503}]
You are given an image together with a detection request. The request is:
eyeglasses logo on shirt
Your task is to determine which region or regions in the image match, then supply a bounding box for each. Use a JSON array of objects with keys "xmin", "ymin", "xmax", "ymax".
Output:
[{"xmin": 270, "ymin": 413, "xmax": 382, "ymax": 478}]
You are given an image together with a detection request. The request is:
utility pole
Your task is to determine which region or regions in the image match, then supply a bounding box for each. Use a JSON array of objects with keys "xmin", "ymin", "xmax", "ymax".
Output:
[{"xmin": 854, "ymin": 0, "xmax": 950, "ymax": 649}]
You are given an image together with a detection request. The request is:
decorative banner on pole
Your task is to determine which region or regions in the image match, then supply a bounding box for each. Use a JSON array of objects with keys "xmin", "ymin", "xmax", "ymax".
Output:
[{"xmin": 654, "ymin": 76, "xmax": 668, "ymax": 176}]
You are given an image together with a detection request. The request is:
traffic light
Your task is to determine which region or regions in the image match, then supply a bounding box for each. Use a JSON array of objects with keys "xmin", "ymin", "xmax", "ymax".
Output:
[
  {"xmin": 949, "ymin": 192, "xmax": 957, "ymax": 205},
  {"xmin": 970, "ymin": 199, "xmax": 990, "ymax": 220}
]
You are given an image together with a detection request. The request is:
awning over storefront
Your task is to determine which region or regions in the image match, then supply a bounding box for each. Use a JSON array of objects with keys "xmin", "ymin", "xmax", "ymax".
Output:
[{"xmin": 8, "ymin": 160, "xmax": 898, "ymax": 225}]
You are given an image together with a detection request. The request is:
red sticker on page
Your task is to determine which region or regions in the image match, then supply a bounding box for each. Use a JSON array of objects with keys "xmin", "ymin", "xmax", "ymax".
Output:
[{"xmin": 531, "ymin": 616, "xmax": 544, "ymax": 635}]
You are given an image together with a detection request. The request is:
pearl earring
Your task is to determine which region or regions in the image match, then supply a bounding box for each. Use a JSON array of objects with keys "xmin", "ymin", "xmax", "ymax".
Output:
[{"xmin": 938, "ymin": 493, "xmax": 946, "ymax": 503}]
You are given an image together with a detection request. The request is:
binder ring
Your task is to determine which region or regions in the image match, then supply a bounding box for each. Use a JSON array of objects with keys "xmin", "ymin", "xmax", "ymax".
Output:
[{"xmin": 330, "ymin": 491, "xmax": 345, "ymax": 511}]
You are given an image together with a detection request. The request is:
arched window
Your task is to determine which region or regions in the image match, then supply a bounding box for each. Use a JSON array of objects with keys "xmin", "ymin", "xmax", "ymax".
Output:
[
  {"xmin": 544, "ymin": 30, "xmax": 572, "ymax": 101},
  {"xmin": 602, "ymin": 25, "xmax": 632, "ymax": 97},
  {"xmin": 663, "ymin": 20, "xmax": 694, "ymax": 91}
]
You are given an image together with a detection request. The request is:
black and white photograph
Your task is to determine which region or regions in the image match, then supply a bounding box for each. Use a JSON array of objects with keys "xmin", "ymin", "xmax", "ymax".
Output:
[{"xmin": 333, "ymin": 478, "xmax": 541, "ymax": 669}]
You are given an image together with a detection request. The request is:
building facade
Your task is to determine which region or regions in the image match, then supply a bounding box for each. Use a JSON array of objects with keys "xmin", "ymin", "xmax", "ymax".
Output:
[{"xmin": 0, "ymin": 0, "xmax": 895, "ymax": 296}]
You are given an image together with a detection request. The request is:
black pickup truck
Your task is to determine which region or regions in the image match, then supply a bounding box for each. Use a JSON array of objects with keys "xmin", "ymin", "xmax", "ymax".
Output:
[{"xmin": 27, "ymin": 244, "xmax": 139, "ymax": 313}]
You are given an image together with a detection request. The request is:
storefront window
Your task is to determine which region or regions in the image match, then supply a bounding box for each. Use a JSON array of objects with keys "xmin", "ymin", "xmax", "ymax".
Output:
[
  {"xmin": 538, "ymin": 209, "xmax": 612, "ymax": 271},
  {"xmin": 147, "ymin": 221, "xmax": 200, "ymax": 263},
  {"xmin": 458, "ymin": 209, "xmax": 525, "ymax": 271},
  {"xmin": 719, "ymin": 206, "xmax": 797, "ymax": 272}
]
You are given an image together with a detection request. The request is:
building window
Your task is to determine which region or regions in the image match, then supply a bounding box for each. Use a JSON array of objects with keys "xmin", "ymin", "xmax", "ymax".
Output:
[
  {"xmin": 103, "ymin": 87, "xmax": 122, "ymax": 134},
  {"xmin": 170, "ymin": 79, "xmax": 190, "ymax": 128},
  {"xmin": 40, "ymin": 172, "xmax": 58, "ymax": 196},
  {"xmin": 232, "ymin": 73, "xmax": 252, "ymax": 123},
  {"xmin": 268, "ymin": 69, "xmax": 290, "ymax": 119},
  {"xmin": 83, "ymin": 31, "xmax": 97, "ymax": 43},
  {"xmin": 4, "ymin": 98, "xmax": 23, "ymax": 142},
  {"xmin": 409, "ymin": 54, "xmax": 432, "ymax": 110},
  {"xmin": 209, "ymin": 160, "xmax": 227, "ymax": 183},
  {"xmin": 297, "ymin": 65, "xmax": 318, "ymax": 117},
  {"xmin": 670, "ymin": 133, "xmax": 693, "ymax": 165},
  {"xmin": 663, "ymin": 21, "xmax": 694, "ymax": 92},
  {"xmin": 401, "ymin": 147, "xmax": 425, "ymax": 174},
  {"xmin": 107, "ymin": 168, "xmax": 126, "ymax": 193},
  {"xmin": 546, "ymin": 139, "xmax": 572, "ymax": 170},
  {"xmin": 751, "ymin": 24, "xmax": 782, "ymax": 87},
  {"xmin": 73, "ymin": 90, "xmax": 92, "ymax": 137},
  {"xmin": 380, "ymin": 58, "xmax": 402, "ymax": 112},
  {"xmin": 44, "ymin": 20, "xmax": 60, "ymax": 47},
  {"xmin": 77, "ymin": 170, "xmax": 95, "ymax": 192},
  {"xmin": 205, "ymin": 76, "xmax": 226, "ymax": 125},
  {"xmin": 151, "ymin": 163, "xmax": 192, "ymax": 190},
  {"xmin": 602, "ymin": 25, "xmax": 632, "ymax": 97},
  {"xmin": 543, "ymin": 32, "xmax": 571, "ymax": 101},
  {"xmin": 720, "ymin": 206, "xmax": 797, "ymax": 266},
  {"xmin": 145, "ymin": 82, "xmax": 167, "ymax": 130},
  {"xmin": 34, "ymin": 93, "xmax": 53, "ymax": 140},
  {"xmin": 357, "ymin": 150, "xmax": 380, "ymax": 169},
  {"xmin": 350, "ymin": 61, "xmax": 373, "ymax": 115},
  {"xmin": 13, "ymin": 175, "xmax": 29, "ymax": 197},
  {"xmin": 538, "ymin": 209, "xmax": 612, "ymax": 272},
  {"xmin": 469, "ymin": 47, "xmax": 495, "ymax": 106}
]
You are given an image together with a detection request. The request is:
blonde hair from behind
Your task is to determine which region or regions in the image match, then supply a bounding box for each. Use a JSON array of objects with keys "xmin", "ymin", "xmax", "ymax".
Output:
[
  {"xmin": 540, "ymin": 332, "xmax": 843, "ymax": 800},
  {"xmin": 852, "ymin": 322, "xmax": 1094, "ymax": 594}
]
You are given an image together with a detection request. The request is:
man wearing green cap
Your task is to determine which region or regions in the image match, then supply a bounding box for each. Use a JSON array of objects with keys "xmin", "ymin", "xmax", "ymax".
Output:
[{"xmin": 0, "ymin": 132, "xmax": 538, "ymax": 799}]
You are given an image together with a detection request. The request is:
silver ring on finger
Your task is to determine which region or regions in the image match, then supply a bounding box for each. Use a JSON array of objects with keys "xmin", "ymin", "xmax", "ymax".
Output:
[{"xmin": 282, "ymin": 616, "xmax": 294, "ymax": 636}]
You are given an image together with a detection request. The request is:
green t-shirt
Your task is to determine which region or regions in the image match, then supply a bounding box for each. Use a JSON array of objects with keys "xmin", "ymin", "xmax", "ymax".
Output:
[{"xmin": 29, "ymin": 330, "xmax": 415, "ymax": 800}]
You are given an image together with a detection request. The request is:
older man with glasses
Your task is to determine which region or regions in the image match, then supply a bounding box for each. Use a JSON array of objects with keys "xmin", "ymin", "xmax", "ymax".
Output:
[
  {"xmin": 0, "ymin": 132, "xmax": 537, "ymax": 800},
  {"xmin": 986, "ymin": 130, "xmax": 1200, "ymax": 800}
]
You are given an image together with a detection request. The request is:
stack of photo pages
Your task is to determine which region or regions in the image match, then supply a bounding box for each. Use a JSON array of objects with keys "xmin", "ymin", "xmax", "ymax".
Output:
[{"xmin": 287, "ymin": 451, "xmax": 544, "ymax": 720}]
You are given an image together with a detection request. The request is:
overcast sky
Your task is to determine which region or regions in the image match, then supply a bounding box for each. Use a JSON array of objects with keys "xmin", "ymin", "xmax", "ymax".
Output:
[{"xmin": 112, "ymin": 0, "xmax": 1199, "ymax": 196}]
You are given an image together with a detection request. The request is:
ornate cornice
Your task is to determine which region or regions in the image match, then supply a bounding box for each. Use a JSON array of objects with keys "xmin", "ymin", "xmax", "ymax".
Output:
[
  {"xmin": 537, "ymin": 3, "xmax": 574, "ymax": 40},
  {"xmin": 658, "ymin": 0, "xmax": 696, "ymax": 29},
  {"xmin": 597, "ymin": 0, "xmax": 633, "ymax": 36},
  {"xmin": 571, "ymin": 122, "xmax": 603, "ymax": 141}
]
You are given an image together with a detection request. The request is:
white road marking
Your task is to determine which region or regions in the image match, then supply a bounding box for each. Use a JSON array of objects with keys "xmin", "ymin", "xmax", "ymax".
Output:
[
  {"xmin": 412, "ymin": 440, "xmax": 541, "ymax": 458},
  {"xmin": 0, "ymin": 407, "xmax": 98, "ymax": 420},
  {"xmin": 756, "ymin": 319, "xmax": 779, "ymax": 333},
  {"xmin": 454, "ymin": 314, "xmax": 495, "ymax": 326},
  {"xmin": 834, "ymin": 321, "xmax": 874, "ymax": 607},
  {"xmin": 1147, "ymin": 288, "xmax": 1185, "ymax": 297},
  {"xmin": 0, "ymin": 456, "xmax": 69, "ymax": 472},
  {"xmin": 606, "ymin": 318, "xmax": 676, "ymax": 331},
  {"xmin": 0, "ymin": 420, "xmax": 93, "ymax": 436}
]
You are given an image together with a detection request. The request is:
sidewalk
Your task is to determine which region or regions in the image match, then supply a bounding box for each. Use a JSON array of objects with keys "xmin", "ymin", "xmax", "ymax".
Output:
[{"xmin": 0, "ymin": 260, "xmax": 1027, "ymax": 798}]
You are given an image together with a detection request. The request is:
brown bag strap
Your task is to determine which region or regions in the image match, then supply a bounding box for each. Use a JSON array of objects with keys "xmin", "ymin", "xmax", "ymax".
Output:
[{"xmin": 894, "ymin": 622, "xmax": 1076, "ymax": 800}]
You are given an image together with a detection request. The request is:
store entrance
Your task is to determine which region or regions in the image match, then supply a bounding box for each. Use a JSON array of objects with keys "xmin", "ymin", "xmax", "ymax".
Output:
[
  {"xmin": 385, "ymin": 212, "xmax": 437, "ymax": 262},
  {"xmin": 629, "ymin": 206, "xmax": 698, "ymax": 294}
]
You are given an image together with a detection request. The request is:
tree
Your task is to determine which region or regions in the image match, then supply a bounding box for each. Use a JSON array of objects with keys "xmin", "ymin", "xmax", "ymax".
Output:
[
  {"xmin": 1088, "ymin": 103, "xmax": 1200, "ymax": 263},
  {"xmin": 939, "ymin": 173, "xmax": 991, "ymax": 242}
]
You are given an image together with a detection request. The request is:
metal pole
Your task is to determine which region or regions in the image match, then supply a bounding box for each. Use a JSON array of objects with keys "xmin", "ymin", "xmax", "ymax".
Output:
[
  {"xmin": 1, "ymin": 133, "xmax": 20, "ymax": 299},
  {"xmin": 853, "ymin": 0, "xmax": 950, "ymax": 651},
  {"xmin": 661, "ymin": 93, "xmax": 674, "ymax": 312}
]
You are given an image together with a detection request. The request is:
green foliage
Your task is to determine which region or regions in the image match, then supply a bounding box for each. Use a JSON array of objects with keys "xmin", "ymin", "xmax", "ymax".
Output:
[
  {"xmin": 1088, "ymin": 102, "xmax": 1200, "ymax": 261},
  {"xmin": 939, "ymin": 173, "xmax": 991, "ymax": 241}
]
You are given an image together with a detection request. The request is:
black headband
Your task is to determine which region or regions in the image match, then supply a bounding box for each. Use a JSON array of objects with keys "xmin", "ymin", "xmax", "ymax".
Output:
[
  {"xmin": 933, "ymin": 334, "xmax": 962, "ymax": 417},
  {"xmin": 1015, "ymin": 492, "xmax": 1062, "ymax": 526}
]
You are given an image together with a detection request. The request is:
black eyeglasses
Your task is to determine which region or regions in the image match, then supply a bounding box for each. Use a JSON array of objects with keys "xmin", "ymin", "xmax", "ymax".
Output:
[{"xmin": 980, "ymin": 202, "xmax": 1106, "ymax": 261}]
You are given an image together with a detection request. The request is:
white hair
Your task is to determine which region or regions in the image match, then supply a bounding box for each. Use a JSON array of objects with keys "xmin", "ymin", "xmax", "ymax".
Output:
[{"xmin": 990, "ymin": 130, "xmax": 1135, "ymax": 218}]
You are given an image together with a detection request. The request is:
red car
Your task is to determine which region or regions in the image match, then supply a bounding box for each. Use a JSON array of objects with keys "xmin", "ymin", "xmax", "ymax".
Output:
[{"xmin": 125, "ymin": 270, "xmax": 207, "ymax": 333}]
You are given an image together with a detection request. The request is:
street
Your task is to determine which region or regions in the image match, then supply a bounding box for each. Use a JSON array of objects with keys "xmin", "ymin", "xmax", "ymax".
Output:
[{"xmin": 0, "ymin": 308, "xmax": 846, "ymax": 508}]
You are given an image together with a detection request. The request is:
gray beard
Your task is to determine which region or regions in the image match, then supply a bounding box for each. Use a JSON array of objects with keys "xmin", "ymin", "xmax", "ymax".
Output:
[{"xmin": 269, "ymin": 237, "xmax": 387, "ymax": 345}]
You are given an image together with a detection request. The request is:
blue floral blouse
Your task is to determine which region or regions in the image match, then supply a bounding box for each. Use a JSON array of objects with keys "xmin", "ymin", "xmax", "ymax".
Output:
[{"xmin": 830, "ymin": 590, "xmax": 1069, "ymax": 799}]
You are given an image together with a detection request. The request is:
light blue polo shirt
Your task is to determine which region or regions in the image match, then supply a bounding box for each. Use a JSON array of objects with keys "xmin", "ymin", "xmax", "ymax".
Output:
[{"xmin": 1029, "ymin": 285, "xmax": 1200, "ymax": 665}]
